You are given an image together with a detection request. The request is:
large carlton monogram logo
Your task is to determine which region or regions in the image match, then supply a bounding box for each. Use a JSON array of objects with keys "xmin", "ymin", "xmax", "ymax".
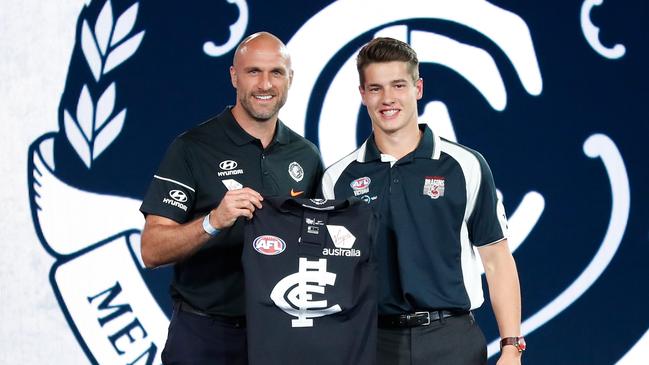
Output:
[
  {"xmin": 282, "ymin": 0, "xmax": 631, "ymax": 359},
  {"xmin": 27, "ymin": 0, "xmax": 638, "ymax": 363},
  {"xmin": 270, "ymin": 258, "xmax": 342, "ymax": 328}
]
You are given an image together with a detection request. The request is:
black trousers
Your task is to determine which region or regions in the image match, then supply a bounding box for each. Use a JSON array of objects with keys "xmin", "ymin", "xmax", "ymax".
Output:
[
  {"xmin": 378, "ymin": 313, "xmax": 487, "ymax": 365},
  {"xmin": 161, "ymin": 303, "xmax": 247, "ymax": 365}
]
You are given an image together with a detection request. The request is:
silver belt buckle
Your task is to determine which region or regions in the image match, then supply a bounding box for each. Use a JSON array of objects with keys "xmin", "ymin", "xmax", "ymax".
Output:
[{"xmin": 415, "ymin": 311, "xmax": 431, "ymax": 326}]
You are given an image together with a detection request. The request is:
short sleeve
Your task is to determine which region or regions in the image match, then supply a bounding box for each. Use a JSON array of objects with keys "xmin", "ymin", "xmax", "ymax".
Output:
[
  {"xmin": 467, "ymin": 153, "xmax": 508, "ymax": 246},
  {"xmin": 140, "ymin": 137, "xmax": 197, "ymax": 223}
]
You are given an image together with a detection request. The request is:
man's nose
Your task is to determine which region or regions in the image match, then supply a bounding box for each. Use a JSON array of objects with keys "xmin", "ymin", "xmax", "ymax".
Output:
[
  {"xmin": 382, "ymin": 88, "xmax": 396, "ymax": 104},
  {"xmin": 258, "ymin": 73, "xmax": 272, "ymax": 90}
]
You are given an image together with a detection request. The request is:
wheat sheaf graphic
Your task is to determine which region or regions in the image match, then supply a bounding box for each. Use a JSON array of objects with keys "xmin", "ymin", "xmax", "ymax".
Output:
[{"xmin": 63, "ymin": 0, "xmax": 144, "ymax": 169}]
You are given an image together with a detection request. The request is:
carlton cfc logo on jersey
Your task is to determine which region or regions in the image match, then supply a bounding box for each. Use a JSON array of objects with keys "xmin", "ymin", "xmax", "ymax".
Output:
[
  {"xmin": 270, "ymin": 257, "xmax": 341, "ymax": 327},
  {"xmin": 253, "ymin": 235, "xmax": 287, "ymax": 256},
  {"xmin": 423, "ymin": 176, "xmax": 445, "ymax": 199},
  {"xmin": 350, "ymin": 177, "xmax": 371, "ymax": 196}
]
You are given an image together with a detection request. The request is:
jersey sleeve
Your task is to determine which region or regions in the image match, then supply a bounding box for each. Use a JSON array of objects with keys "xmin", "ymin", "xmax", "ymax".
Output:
[
  {"xmin": 140, "ymin": 137, "xmax": 197, "ymax": 223},
  {"xmin": 466, "ymin": 153, "xmax": 508, "ymax": 247}
]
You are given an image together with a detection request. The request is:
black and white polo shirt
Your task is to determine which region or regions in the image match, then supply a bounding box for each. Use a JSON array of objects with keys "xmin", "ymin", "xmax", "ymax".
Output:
[{"xmin": 321, "ymin": 124, "xmax": 508, "ymax": 314}]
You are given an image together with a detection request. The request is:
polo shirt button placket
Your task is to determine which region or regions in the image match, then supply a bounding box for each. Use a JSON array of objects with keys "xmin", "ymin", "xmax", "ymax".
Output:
[
  {"xmin": 389, "ymin": 168, "xmax": 399, "ymax": 193},
  {"xmin": 261, "ymin": 153, "xmax": 268, "ymax": 175},
  {"xmin": 392, "ymin": 168, "xmax": 400, "ymax": 184}
]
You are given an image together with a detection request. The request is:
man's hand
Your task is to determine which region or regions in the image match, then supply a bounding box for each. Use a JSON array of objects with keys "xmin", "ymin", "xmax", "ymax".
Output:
[{"xmin": 210, "ymin": 187, "xmax": 263, "ymax": 228}]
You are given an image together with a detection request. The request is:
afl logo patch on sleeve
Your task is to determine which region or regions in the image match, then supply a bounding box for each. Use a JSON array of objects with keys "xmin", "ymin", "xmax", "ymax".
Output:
[{"xmin": 253, "ymin": 235, "xmax": 287, "ymax": 255}]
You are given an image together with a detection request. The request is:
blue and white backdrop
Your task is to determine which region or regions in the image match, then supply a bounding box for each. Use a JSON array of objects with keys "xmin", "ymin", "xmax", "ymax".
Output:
[{"xmin": 1, "ymin": 0, "xmax": 647, "ymax": 363}]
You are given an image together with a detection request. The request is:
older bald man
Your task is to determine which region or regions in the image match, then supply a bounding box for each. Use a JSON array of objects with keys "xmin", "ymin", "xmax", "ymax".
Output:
[{"xmin": 140, "ymin": 32, "xmax": 323, "ymax": 364}]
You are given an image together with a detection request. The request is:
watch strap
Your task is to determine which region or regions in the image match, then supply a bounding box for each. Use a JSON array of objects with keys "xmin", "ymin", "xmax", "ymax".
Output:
[
  {"xmin": 202, "ymin": 213, "xmax": 220, "ymax": 236},
  {"xmin": 500, "ymin": 336, "xmax": 526, "ymax": 352}
]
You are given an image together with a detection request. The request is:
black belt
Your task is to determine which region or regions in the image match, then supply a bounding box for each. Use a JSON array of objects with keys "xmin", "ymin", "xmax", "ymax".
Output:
[
  {"xmin": 378, "ymin": 310, "xmax": 468, "ymax": 328},
  {"xmin": 176, "ymin": 301, "xmax": 246, "ymax": 327}
]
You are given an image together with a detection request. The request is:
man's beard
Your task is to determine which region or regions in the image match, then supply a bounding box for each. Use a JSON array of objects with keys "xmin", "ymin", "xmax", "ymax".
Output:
[{"xmin": 240, "ymin": 93, "xmax": 287, "ymax": 122}]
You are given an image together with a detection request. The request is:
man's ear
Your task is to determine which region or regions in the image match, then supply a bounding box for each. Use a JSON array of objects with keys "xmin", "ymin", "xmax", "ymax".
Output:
[
  {"xmin": 229, "ymin": 66, "xmax": 237, "ymax": 88},
  {"xmin": 359, "ymin": 85, "xmax": 367, "ymax": 106}
]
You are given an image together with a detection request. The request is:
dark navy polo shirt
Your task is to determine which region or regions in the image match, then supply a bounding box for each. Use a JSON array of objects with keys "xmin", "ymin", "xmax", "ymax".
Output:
[
  {"xmin": 140, "ymin": 107, "xmax": 323, "ymax": 316},
  {"xmin": 321, "ymin": 124, "xmax": 508, "ymax": 314}
]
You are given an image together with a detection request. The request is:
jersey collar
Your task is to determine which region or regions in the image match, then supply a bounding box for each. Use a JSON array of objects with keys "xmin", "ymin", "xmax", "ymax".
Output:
[
  {"xmin": 265, "ymin": 196, "xmax": 358, "ymax": 216},
  {"xmin": 357, "ymin": 123, "xmax": 441, "ymax": 163},
  {"xmin": 222, "ymin": 106, "xmax": 291, "ymax": 146}
]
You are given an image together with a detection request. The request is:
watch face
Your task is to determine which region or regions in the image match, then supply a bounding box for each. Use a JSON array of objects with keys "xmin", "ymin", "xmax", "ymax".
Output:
[{"xmin": 517, "ymin": 337, "xmax": 527, "ymax": 352}]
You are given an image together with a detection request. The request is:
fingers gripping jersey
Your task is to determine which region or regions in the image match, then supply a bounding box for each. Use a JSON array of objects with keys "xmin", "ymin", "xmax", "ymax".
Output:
[{"xmin": 243, "ymin": 197, "xmax": 377, "ymax": 365}]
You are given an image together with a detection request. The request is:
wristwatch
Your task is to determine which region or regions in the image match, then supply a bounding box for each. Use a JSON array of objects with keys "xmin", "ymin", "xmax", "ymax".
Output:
[{"xmin": 500, "ymin": 336, "xmax": 526, "ymax": 353}]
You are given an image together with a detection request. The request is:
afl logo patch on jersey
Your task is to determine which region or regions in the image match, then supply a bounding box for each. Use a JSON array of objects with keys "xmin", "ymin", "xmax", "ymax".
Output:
[
  {"xmin": 350, "ymin": 177, "xmax": 371, "ymax": 196},
  {"xmin": 253, "ymin": 235, "xmax": 287, "ymax": 255},
  {"xmin": 169, "ymin": 189, "xmax": 187, "ymax": 202}
]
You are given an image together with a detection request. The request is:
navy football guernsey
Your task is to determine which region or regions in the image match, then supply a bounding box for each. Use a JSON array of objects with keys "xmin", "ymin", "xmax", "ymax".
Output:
[{"xmin": 243, "ymin": 197, "xmax": 376, "ymax": 365}]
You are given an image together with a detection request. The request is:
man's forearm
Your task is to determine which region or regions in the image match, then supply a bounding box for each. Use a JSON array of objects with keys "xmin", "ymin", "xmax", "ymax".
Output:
[
  {"xmin": 481, "ymin": 241, "xmax": 522, "ymax": 337},
  {"xmin": 141, "ymin": 215, "xmax": 211, "ymax": 268}
]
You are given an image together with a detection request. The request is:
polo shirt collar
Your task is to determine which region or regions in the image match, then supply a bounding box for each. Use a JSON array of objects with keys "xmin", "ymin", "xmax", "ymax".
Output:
[
  {"xmin": 274, "ymin": 120, "xmax": 291, "ymax": 145},
  {"xmin": 222, "ymin": 106, "xmax": 291, "ymax": 146},
  {"xmin": 413, "ymin": 124, "xmax": 442, "ymax": 160},
  {"xmin": 356, "ymin": 123, "xmax": 441, "ymax": 163},
  {"xmin": 356, "ymin": 135, "xmax": 382, "ymax": 163}
]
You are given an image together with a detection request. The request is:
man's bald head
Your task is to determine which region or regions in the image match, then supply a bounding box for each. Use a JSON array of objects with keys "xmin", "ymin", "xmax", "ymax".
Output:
[
  {"xmin": 229, "ymin": 32, "xmax": 293, "ymax": 125},
  {"xmin": 233, "ymin": 32, "xmax": 291, "ymax": 70}
]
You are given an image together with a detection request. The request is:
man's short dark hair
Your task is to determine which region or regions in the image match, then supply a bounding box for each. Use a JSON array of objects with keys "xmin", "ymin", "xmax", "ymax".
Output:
[{"xmin": 356, "ymin": 37, "xmax": 420, "ymax": 86}]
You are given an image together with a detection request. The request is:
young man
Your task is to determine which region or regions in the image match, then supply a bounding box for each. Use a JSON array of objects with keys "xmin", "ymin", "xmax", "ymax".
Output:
[
  {"xmin": 140, "ymin": 32, "xmax": 323, "ymax": 364},
  {"xmin": 321, "ymin": 37, "xmax": 524, "ymax": 365}
]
